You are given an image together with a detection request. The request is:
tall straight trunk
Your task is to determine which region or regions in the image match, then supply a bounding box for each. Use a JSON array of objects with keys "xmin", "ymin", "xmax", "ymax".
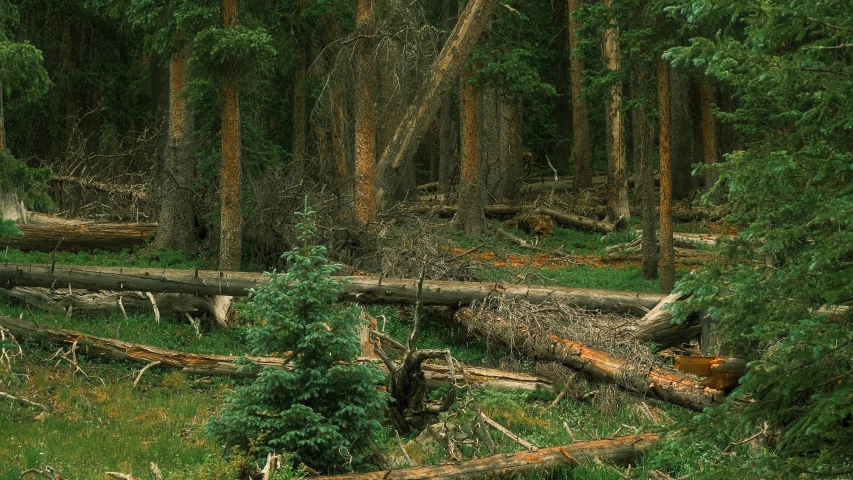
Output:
[
  {"xmin": 669, "ymin": 68, "xmax": 692, "ymax": 200},
  {"xmin": 453, "ymin": 73, "xmax": 487, "ymax": 236},
  {"xmin": 633, "ymin": 60, "xmax": 657, "ymax": 280},
  {"xmin": 219, "ymin": 0, "xmax": 242, "ymax": 272},
  {"xmin": 375, "ymin": 0, "xmax": 498, "ymax": 210},
  {"xmin": 498, "ymin": 95, "xmax": 524, "ymax": 200},
  {"xmin": 552, "ymin": 0, "xmax": 572, "ymax": 175},
  {"xmin": 437, "ymin": 2, "xmax": 459, "ymax": 192},
  {"xmin": 481, "ymin": 86, "xmax": 500, "ymax": 198},
  {"xmin": 568, "ymin": 0, "xmax": 593, "ymax": 190},
  {"xmin": 292, "ymin": 45, "xmax": 307, "ymax": 178},
  {"xmin": 0, "ymin": 81, "xmax": 5, "ymax": 152},
  {"xmin": 602, "ymin": 0, "xmax": 629, "ymax": 221},
  {"xmin": 332, "ymin": 80, "xmax": 349, "ymax": 196},
  {"xmin": 657, "ymin": 57, "xmax": 675, "ymax": 293},
  {"xmin": 699, "ymin": 77, "xmax": 719, "ymax": 192},
  {"xmin": 156, "ymin": 44, "xmax": 196, "ymax": 251},
  {"xmin": 354, "ymin": 0, "xmax": 377, "ymax": 225}
]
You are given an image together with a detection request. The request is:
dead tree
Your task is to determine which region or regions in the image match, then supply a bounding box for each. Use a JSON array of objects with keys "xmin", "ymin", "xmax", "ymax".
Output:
[{"xmin": 374, "ymin": 268, "xmax": 456, "ymax": 432}]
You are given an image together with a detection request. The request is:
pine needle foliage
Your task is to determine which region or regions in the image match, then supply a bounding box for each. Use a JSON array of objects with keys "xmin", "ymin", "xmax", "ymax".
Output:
[{"xmin": 207, "ymin": 199, "xmax": 387, "ymax": 473}]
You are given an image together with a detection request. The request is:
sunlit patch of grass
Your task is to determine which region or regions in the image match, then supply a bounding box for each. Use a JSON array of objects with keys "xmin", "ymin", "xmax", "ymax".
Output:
[{"xmin": 0, "ymin": 246, "xmax": 203, "ymax": 270}]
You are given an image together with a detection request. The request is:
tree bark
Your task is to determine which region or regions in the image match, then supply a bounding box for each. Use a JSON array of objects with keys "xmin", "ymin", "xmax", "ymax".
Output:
[
  {"xmin": 311, "ymin": 435, "xmax": 657, "ymax": 480},
  {"xmin": 633, "ymin": 58, "xmax": 657, "ymax": 280},
  {"xmin": 219, "ymin": 0, "xmax": 242, "ymax": 272},
  {"xmin": 1, "ymin": 220, "xmax": 157, "ymax": 252},
  {"xmin": 497, "ymin": 96, "xmax": 524, "ymax": 200},
  {"xmin": 0, "ymin": 263, "xmax": 666, "ymax": 314},
  {"xmin": 354, "ymin": 0, "xmax": 377, "ymax": 225},
  {"xmin": 616, "ymin": 292, "xmax": 701, "ymax": 349},
  {"xmin": 156, "ymin": 43, "xmax": 196, "ymax": 251},
  {"xmin": 657, "ymin": 57, "xmax": 675, "ymax": 293},
  {"xmin": 292, "ymin": 42, "xmax": 307, "ymax": 178},
  {"xmin": 453, "ymin": 71, "xmax": 487, "ymax": 236},
  {"xmin": 0, "ymin": 81, "xmax": 5, "ymax": 152},
  {"xmin": 0, "ymin": 315, "xmax": 552, "ymax": 390},
  {"xmin": 568, "ymin": 0, "xmax": 593, "ymax": 190},
  {"xmin": 375, "ymin": 0, "xmax": 498, "ymax": 210},
  {"xmin": 668, "ymin": 68, "xmax": 692, "ymax": 200},
  {"xmin": 602, "ymin": 0, "xmax": 629, "ymax": 221},
  {"xmin": 551, "ymin": 0, "xmax": 572, "ymax": 175},
  {"xmin": 455, "ymin": 308, "xmax": 723, "ymax": 411},
  {"xmin": 699, "ymin": 77, "xmax": 719, "ymax": 192}
]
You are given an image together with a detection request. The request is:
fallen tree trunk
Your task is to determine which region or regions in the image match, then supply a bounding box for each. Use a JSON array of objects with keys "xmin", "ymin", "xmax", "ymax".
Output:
[
  {"xmin": 0, "ymin": 263, "xmax": 665, "ymax": 315},
  {"xmin": 1, "ymin": 218, "xmax": 157, "ymax": 252},
  {"xmin": 619, "ymin": 292, "xmax": 701, "ymax": 349},
  {"xmin": 455, "ymin": 308, "xmax": 724, "ymax": 411},
  {"xmin": 407, "ymin": 204, "xmax": 524, "ymax": 218},
  {"xmin": 0, "ymin": 286, "xmax": 231, "ymax": 325},
  {"xmin": 0, "ymin": 315, "xmax": 552, "ymax": 390},
  {"xmin": 593, "ymin": 205, "xmax": 716, "ymax": 222},
  {"xmin": 312, "ymin": 434, "xmax": 657, "ymax": 479},
  {"xmin": 539, "ymin": 208, "xmax": 625, "ymax": 234}
]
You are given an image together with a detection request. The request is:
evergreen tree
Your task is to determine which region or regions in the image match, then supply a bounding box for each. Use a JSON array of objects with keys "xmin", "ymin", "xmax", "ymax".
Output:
[{"xmin": 207, "ymin": 199, "xmax": 387, "ymax": 473}]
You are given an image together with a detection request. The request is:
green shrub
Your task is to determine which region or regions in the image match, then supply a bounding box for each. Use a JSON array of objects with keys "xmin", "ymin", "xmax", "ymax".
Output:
[{"xmin": 206, "ymin": 199, "xmax": 387, "ymax": 473}]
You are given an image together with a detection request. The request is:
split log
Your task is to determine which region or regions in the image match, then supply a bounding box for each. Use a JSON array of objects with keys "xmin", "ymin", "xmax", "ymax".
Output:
[
  {"xmin": 312, "ymin": 434, "xmax": 657, "ymax": 479},
  {"xmin": 0, "ymin": 263, "xmax": 665, "ymax": 315},
  {"xmin": 0, "ymin": 218, "xmax": 157, "ymax": 252},
  {"xmin": 539, "ymin": 207, "xmax": 625, "ymax": 234},
  {"xmin": 675, "ymin": 356, "xmax": 746, "ymax": 391},
  {"xmin": 0, "ymin": 286, "xmax": 231, "ymax": 326},
  {"xmin": 0, "ymin": 315, "xmax": 552, "ymax": 390},
  {"xmin": 455, "ymin": 308, "xmax": 724, "ymax": 411},
  {"xmin": 617, "ymin": 292, "xmax": 701, "ymax": 349}
]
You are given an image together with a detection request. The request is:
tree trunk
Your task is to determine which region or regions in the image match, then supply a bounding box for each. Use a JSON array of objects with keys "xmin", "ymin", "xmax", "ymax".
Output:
[
  {"xmin": 551, "ymin": 0, "xmax": 572, "ymax": 175},
  {"xmin": 312, "ymin": 435, "xmax": 657, "ymax": 480},
  {"xmin": 699, "ymin": 77, "xmax": 719, "ymax": 192},
  {"xmin": 354, "ymin": 0, "xmax": 377, "ymax": 225},
  {"xmin": 657, "ymin": 57, "xmax": 675, "ymax": 293},
  {"xmin": 0, "ymin": 263, "xmax": 666, "ymax": 314},
  {"xmin": 453, "ymin": 71, "xmax": 487, "ymax": 236},
  {"xmin": 437, "ymin": 1, "xmax": 458, "ymax": 193},
  {"xmin": 602, "ymin": 0, "xmax": 629, "ymax": 222},
  {"xmin": 568, "ymin": 0, "xmax": 593, "ymax": 190},
  {"xmin": 633, "ymin": 58, "xmax": 658, "ymax": 280},
  {"xmin": 498, "ymin": 95, "xmax": 524, "ymax": 200},
  {"xmin": 456, "ymin": 308, "xmax": 723, "ymax": 411},
  {"xmin": 375, "ymin": 0, "xmax": 498, "ymax": 210},
  {"xmin": 0, "ymin": 315, "xmax": 552, "ymax": 391},
  {"xmin": 292, "ymin": 43, "xmax": 307, "ymax": 178},
  {"xmin": 0, "ymin": 81, "xmax": 5, "ymax": 152},
  {"xmin": 219, "ymin": 0, "xmax": 242, "ymax": 272},
  {"xmin": 1, "ymin": 219, "xmax": 157, "ymax": 252},
  {"xmin": 155, "ymin": 44, "xmax": 196, "ymax": 251},
  {"xmin": 481, "ymin": 86, "xmax": 501, "ymax": 200},
  {"xmin": 669, "ymin": 68, "xmax": 692, "ymax": 200},
  {"xmin": 617, "ymin": 292, "xmax": 701, "ymax": 349},
  {"xmin": 539, "ymin": 207, "xmax": 624, "ymax": 234}
]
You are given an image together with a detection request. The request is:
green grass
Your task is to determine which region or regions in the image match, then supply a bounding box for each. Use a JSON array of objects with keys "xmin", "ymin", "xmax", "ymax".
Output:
[{"xmin": 0, "ymin": 246, "xmax": 204, "ymax": 270}]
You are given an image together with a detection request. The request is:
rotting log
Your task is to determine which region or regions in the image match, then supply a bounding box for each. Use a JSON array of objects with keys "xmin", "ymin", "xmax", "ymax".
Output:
[
  {"xmin": 618, "ymin": 292, "xmax": 701, "ymax": 349},
  {"xmin": 0, "ymin": 315, "xmax": 552, "ymax": 390},
  {"xmin": 0, "ymin": 286, "xmax": 232, "ymax": 326},
  {"xmin": 1, "ymin": 219, "xmax": 157, "ymax": 252},
  {"xmin": 455, "ymin": 308, "xmax": 724, "ymax": 411},
  {"xmin": 312, "ymin": 434, "xmax": 657, "ymax": 480},
  {"xmin": 0, "ymin": 263, "xmax": 665, "ymax": 315},
  {"xmin": 539, "ymin": 207, "xmax": 625, "ymax": 234}
]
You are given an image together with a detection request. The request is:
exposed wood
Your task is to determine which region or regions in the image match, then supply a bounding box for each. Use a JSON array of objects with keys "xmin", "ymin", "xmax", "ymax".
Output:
[
  {"xmin": 602, "ymin": 0, "xmax": 630, "ymax": 221},
  {"xmin": 453, "ymin": 67, "xmax": 488, "ymax": 235},
  {"xmin": 376, "ymin": 0, "xmax": 498, "ymax": 209},
  {"xmin": 539, "ymin": 207, "xmax": 625, "ymax": 234},
  {"xmin": 480, "ymin": 411, "xmax": 538, "ymax": 451},
  {"xmin": 675, "ymin": 356, "xmax": 746, "ymax": 390},
  {"xmin": 354, "ymin": 0, "xmax": 377, "ymax": 225},
  {"xmin": 0, "ymin": 286, "xmax": 230, "ymax": 325},
  {"xmin": 311, "ymin": 434, "xmax": 657, "ymax": 479},
  {"xmin": 0, "ymin": 220, "xmax": 157, "ymax": 252},
  {"xmin": 657, "ymin": 56, "xmax": 675, "ymax": 293},
  {"xmin": 455, "ymin": 308, "xmax": 724, "ymax": 411},
  {"xmin": 0, "ymin": 390, "xmax": 47, "ymax": 410},
  {"xmin": 0, "ymin": 263, "xmax": 666, "ymax": 315},
  {"xmin": 0, "ymin": 315, "xmax": 552, "ymax": 391}
]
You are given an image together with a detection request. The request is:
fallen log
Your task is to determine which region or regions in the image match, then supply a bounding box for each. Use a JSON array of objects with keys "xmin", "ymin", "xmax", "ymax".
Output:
[
  {"xmin": 0, "ymin": 286, "xmax": 231, "ymax": 326},
  {"xmin": 311, "ymin": 434, "xmax": 657, "ymax": 479},
  {"xmin": 407, "ymin": 204, "xmax": 524, "ymax": 218},
  {"xmin": 49, "ymin": 175, "xmax": 151, "ymax": 202},
  {"xmin": 539, "ymin": 207, "xmax": 625, "ymax": 234},
  {"xmin": 0, "ymin": 263, "xmax": 665, "ymax": 315},
  {"xmin": 593, "ymin": 205, "xmax": 716, "ymax": 222},
  {"xmin": 675, "ymin": 356, "xmax": 746, "ymax": 391},
  {"xmin": 618, "ymin": 292, "xmax": 701, "ymax": 349},
  {"xmin": 455, "ymin": 308, "xmax": 724, "ymax": 411},
  {"xmin": 0, "ymin": 315, "xmax": 552, "ymax": 391},
  {"xmin": 1, "ymin": 218, "xmax": 157, "ymax": 252}
]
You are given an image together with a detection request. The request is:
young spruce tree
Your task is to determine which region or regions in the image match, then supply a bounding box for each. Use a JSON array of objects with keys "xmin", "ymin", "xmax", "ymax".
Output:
[{"xmin": 207, "ymin": 199, "xmax": 387, "ymax": 473}]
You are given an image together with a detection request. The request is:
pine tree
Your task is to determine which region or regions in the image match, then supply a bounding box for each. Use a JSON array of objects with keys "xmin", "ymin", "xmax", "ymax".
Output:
[{"xmin": 207, "ymin": 199, "xmax": 387, "ymax": 473}]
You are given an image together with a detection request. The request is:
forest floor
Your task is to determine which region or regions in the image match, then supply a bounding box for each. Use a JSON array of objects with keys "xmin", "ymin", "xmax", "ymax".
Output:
[{"xmin": 0, "ymin": 216, "xmax": 766, "ymax": 479}]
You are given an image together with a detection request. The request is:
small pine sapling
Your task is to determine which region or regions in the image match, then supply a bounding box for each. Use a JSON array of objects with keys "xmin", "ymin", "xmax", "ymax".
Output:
[{"xmin": 207, "ymin": 199, "xmax": 387, "ymax": 473}]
